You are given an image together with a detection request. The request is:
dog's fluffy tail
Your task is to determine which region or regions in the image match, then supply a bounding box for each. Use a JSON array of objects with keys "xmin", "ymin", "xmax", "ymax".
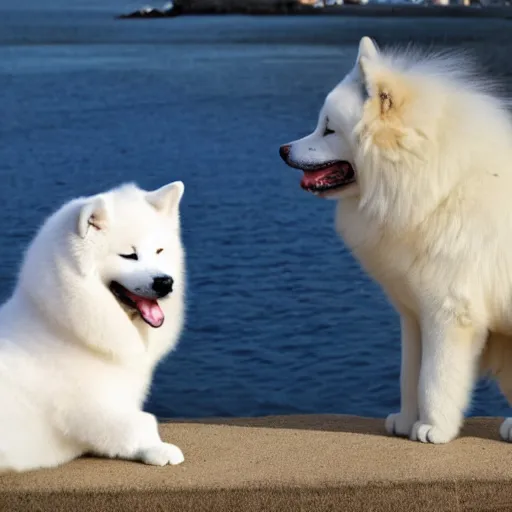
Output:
[{"xmin": 481, "ymin": 332, "xmax": 512, "ymax": 403}]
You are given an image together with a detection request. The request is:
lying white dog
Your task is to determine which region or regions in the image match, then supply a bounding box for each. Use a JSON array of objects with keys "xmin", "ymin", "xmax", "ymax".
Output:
[
  {"xmin": 281, "ymin": 36, "xmax": 512, "ymax": 444},
  {"xmin": 0, "ymin": 181, "xmax": 186, "ymax": 471}
]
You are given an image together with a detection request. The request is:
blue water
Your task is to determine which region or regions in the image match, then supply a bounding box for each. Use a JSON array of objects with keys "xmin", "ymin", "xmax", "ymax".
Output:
[{"xmin": 1, "ymin": 2, "xmax": 512, "ymax": 418}]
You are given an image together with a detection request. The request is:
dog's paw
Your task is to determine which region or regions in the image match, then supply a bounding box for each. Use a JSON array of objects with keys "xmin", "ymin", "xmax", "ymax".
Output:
[
  {"xmin": 499, "ymin": 418, "xmax": 512, "ymax": 442},
  {"xmin": 140, "ymin": 443, "xmax": 185, "ymax": 466},
  {"xmin": 410, "ymin": 421, "xmax": 457, "ymax": 444},
  {"xmin": 385, "ymin": 412, "xmax": 417, "ymax": 437}
]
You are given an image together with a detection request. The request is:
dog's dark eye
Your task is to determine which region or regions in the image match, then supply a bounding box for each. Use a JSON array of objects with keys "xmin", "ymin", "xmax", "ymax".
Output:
[
  {"xmin": 156, "ymin": 248, "xmax": 164, "ymax": 255},
  {"xmin": 323, "ymin": 127, "xmax": 335, "ymax": 136},
  {"xmin": 120, "ymin": 253, "xmax": 138, "ymax": 261}
]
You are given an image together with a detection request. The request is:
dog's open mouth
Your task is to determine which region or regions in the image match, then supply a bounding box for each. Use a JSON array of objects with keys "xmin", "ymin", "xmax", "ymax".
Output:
[
  {"xmin": 109, "ymin": 281, "xmax": 164, "ymax": 328},
  {"xmin": 300, "ymin": 161, "xmax": 356, "ymax": 193}
]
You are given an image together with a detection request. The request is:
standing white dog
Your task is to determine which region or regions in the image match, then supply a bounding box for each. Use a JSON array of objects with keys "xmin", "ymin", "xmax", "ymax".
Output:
[
  {"xmin": 0, "ymin": 181, "xmax": 186, "ymax": 471},
  {"xmin": 280, "ymin": 36, "xmax": 512, "ymax": 444}
]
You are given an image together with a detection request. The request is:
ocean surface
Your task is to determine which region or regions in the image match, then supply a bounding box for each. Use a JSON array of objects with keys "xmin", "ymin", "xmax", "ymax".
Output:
[{"xmin": 2, "ymin": 1, "xmax": 512, "ymax": 418}]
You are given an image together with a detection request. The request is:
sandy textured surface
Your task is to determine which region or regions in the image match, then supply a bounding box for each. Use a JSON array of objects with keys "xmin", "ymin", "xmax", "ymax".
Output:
[{"xmin": 1, "ymin": 415, "xmax": 512, "ymax": 511}]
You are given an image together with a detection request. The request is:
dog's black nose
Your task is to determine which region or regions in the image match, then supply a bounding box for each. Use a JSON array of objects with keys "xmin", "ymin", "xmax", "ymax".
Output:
[
  {"xmin": 279, "ymin": 144, "xmax": 291, "ymax": 162},
  {"xmin": 152, "ymin": 275, "xmax": 174, "ymax": 298}
]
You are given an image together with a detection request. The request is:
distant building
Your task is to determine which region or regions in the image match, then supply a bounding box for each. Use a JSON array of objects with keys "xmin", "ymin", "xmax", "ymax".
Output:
[{"xmin": 430, "ymin": 0, "xmax": 472, "ymax": 5}]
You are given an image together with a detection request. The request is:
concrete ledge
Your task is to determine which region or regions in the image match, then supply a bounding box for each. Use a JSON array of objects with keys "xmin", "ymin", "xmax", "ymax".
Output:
[{"xmin": 1, "ymin": 416, "xmax": 511, "ymax": 511}]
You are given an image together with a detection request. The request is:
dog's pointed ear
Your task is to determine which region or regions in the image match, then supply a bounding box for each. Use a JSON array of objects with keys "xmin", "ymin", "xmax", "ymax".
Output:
[
  {"xmin": 359, "ymin": 55, "xmax": 376, "ymax": 97},
  {"xmin": 358, "ymin": 38, "xmax": 380, "ymax": 103},
  {"xmin": 146, "ymin": 181, "xmax": 184, "ymax": 216},
  {"xmin": 77, "ymin": 196, "xmax": 109, "ymax": 239},
  {"xmin": 357, "ymin": 36, "xmax": 379, "ymax": 62}
]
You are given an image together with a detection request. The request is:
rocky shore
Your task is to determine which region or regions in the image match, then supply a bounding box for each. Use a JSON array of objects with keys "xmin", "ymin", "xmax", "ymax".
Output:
[
  {"xmin": 181, "ymin": 0, "xmax": 299, "ymax": 14},
  {"xmin": 118, "ymin": 0, "xmax": 302, "ymax": 18},
  {"xmin": 117, "ymin": 1, "xmax": 512, "ymax": 19}
]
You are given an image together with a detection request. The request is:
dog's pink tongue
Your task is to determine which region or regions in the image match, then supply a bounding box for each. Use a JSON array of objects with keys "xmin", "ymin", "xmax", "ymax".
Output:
[
  {"xmin": 137, "ymin": 299, "xmax": 164, "ymax": 328},
  {"xmin": 125, "ymin": 290, "xmax": 164, "ymax": 328}
]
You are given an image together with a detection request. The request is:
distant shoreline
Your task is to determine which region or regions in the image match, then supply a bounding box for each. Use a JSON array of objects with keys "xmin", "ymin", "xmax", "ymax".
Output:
[{"xmin": 117, "ymin": 4, "xmax": 512, "ymax": 20}]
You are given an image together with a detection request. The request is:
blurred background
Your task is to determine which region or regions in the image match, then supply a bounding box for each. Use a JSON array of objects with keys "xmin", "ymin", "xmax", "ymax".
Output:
[{"xmin": 2, "ymin": 0, "xmax": 512, "ymax": 419}]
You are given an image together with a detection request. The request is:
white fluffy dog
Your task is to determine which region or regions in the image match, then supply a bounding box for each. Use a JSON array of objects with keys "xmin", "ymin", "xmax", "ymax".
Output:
[
  {"xmin": 281, "ymin": 36, "xmax": 512, "ymax": 444},
  {"xmin": 0, "ymin": 181, "xmax": 186, "ymax": 471}
]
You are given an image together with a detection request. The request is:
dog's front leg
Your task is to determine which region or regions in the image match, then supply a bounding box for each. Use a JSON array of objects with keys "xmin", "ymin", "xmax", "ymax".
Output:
[
  {"xmin": 62, "ymin": 409, "xmax": 184, "ymax": 466},
  {"xmin": 385, "ymin": 311, "xmax": 421, "ymax": 437},
  {"xmin": 411, "ymin": 311, "xmax": 487, "ymax": 444}
]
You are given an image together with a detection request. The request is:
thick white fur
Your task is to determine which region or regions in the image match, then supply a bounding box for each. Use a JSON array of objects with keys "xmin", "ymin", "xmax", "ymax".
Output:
[
  {"xmin": 0, "ymin": 181, "xmax": 186, "ymax": 471},
  {"xmin": 283, "ymin": 36, "xmax": 512, "ymax": 443}
]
